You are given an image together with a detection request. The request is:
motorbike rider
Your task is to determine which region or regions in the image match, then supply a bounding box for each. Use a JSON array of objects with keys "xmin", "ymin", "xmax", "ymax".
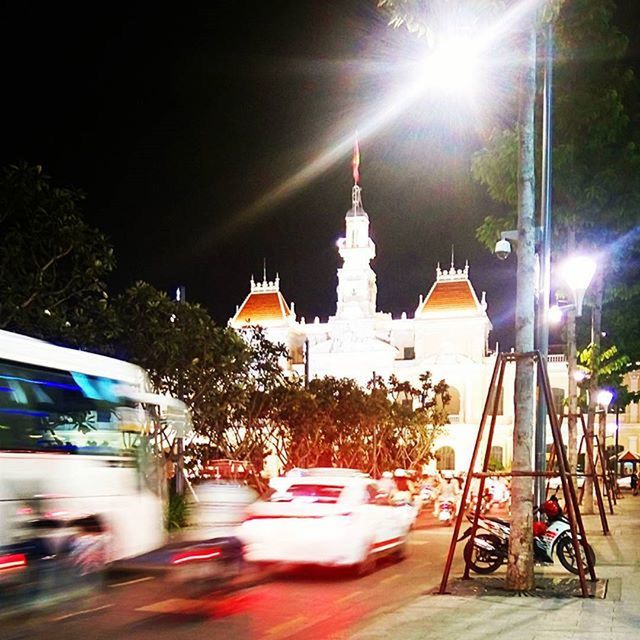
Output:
[
  {"xmin": 393, "ymin": 468, "xmax": 415, "ymax": 502},
  {"xmin": 434, "ymin": 473, "xmax": 461, "ymax": 516},
  {"xmin": 378, "ymin": 470, "xmax": 397, "ymax": 496}
]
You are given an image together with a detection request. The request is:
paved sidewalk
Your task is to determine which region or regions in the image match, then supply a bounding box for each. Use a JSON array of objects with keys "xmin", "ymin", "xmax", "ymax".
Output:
[{"xmin": 346, "ymin": 493, "xmax": 640, "ymax": 640}]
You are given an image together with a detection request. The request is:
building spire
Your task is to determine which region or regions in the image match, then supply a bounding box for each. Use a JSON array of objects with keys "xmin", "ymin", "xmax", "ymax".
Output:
[
  {"xmin": 351, "ymin": 184, "xmax": 363, "ymax": 210},
  {"xmin": 352, "ymin": 133, "xmax": 360, "ymax": 186},
  {"xmin": 263, "ymin": 258, "xmax": 267, "ymax": 283},
  {"xmin": 451, "ymin": 244, "xmax": 455, "ymax": 270},
  {"xmin": 350, "ymin": 134, "xmax": 363, "ymax": 211}
]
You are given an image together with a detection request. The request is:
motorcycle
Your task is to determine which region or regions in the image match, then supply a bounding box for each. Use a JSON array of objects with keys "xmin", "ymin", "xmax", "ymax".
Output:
[
  {"xmin": 420, "ymin": 484, "xmax": 437, "ymax": 507},
  {"xmin": 438, "ymin": 500, "xmax": 456, "ymax": 526},
  {"xmin": 469, "ymin": 489, "xmax": 493, "ymax": 516},
  {"xmin": 459, "ymin": 497, "xmax": 595, "ymax": 575}
]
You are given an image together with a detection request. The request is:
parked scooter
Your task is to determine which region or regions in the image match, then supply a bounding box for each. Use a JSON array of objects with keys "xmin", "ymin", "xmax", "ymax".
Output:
[{"xmin": 459, "ymin": 496, "xmax": 595, "ymax": 575}]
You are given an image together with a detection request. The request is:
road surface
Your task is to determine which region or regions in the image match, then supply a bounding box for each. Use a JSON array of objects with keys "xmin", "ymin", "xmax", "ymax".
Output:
[{"xmin": 4, "ymin": 512, "xmax": 470, "ymax": 640}]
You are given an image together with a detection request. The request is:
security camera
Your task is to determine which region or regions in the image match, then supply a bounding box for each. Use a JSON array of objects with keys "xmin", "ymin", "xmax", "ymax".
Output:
[{"xmin": 494, "ymin": 238, "xmax": 512, "ymax": 260}]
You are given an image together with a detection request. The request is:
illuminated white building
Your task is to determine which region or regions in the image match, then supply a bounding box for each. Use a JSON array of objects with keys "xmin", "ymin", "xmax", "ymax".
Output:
[{"xmin": 229, "ymin": 180, "xmax": 572, "ymax": 473}]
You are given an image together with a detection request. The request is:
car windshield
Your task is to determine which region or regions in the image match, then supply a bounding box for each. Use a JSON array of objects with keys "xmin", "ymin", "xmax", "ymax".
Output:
[{"xmin": 270, "ymin": 483, "xmax": 344, "ymax": 504}]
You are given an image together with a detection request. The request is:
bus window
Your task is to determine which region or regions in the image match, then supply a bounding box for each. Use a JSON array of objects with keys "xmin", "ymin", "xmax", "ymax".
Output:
[{"xmin": 0, "ymin": 360, "xmax": 149, "ymax": 455}]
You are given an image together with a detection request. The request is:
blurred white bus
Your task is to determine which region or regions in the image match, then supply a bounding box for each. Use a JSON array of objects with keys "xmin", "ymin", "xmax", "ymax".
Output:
[{"xmin": 0, "ymin": 330, "xmax": 190, "ymax": 564}]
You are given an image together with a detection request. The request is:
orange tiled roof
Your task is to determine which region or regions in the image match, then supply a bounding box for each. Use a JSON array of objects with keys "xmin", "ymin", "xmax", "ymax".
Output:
[
  {"xmin": 234, "ymin": 291, "xmax": 292, "ymax": 325},
  {"xmin": 417, "ymin": 280, "xmax": 482, "ymax": 316}
]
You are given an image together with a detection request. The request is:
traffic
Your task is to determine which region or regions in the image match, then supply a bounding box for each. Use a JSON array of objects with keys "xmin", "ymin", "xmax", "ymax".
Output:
[
  {"xmin": 0, "ymin": 328, "xmax": 609, "ymax": 631},
  {"xmin": 0, "ymin": 330, "xmax": 191, "ymax": 614}
]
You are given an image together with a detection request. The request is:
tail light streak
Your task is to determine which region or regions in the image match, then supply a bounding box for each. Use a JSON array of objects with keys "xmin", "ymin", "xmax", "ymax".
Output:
[
  {"xmin": 0, "ymin": 553, "xmax": 27, "ymax": 570},
  {"xmin": 171, "ymin": 547, "xmax": 222, "ymax": 565},
  {"xmin": 243, "ymin": 512, "xmax": 352, "ymax": 522}
]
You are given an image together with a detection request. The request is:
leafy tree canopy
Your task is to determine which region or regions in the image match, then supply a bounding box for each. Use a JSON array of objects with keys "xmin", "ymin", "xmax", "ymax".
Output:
[
  {"xmin": 0, "ymin": 160, "xmax": 455, "ymax": 481},
  {"xmin": 0, "ymin": 163, "xmax": 116, "ymax": 348},
  {"xmin": 269, "ymin": 371, "xmax": 450, "ymax": 475},
  {"xmin": 471, "ymin": 0, "xmax": 640, "ymax": 361}
]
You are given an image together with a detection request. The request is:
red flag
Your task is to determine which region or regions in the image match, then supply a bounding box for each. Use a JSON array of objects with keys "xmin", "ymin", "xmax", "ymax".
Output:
[{"xmin": 352, "ymin": 137, "xmax": 360, "ymax": 185}]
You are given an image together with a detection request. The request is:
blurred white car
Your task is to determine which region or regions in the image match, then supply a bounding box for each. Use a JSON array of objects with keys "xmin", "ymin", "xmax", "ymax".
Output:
[
  {"xmin": 239, "ymin": 475, "xmax": 412, "ymax": 574},
  {"xmin": 268, "ymin": 467, "xmax": 368, "ymax": 494},
  {"xmin": 191, "ymin": 481, "xmax": 258, "ymax": 537}
]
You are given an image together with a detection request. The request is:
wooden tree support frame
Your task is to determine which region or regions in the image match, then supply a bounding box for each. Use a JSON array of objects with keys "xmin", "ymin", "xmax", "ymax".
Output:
[
  {"xmin": 576, "ymin": 430, "xmax": 617, "ymax": 511},
  {"xmin": 546, "ymin": 413, "xmax": 612, "ymax": 529},
  {"xmin": 438, "ymin": 351, "xmax": 598, "ymax": 598}
]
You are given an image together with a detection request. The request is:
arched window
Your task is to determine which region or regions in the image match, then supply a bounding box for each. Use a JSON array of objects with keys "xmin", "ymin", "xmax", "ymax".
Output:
[
  {"xmin": 436, "ymin": 446, "xmax": 455, "ymax": 470},
  {"xmin": 437, "ymin": 387, "xmax": 461, "ymax": 416},
  {"xmin": 489, "ymin": 446, "xmax": 504, "ymax": 471}
]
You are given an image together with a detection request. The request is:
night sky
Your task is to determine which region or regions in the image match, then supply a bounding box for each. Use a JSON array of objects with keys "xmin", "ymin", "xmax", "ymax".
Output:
[{"xmin": 2, "ymin": 1, "xmax": 639, "ymax": 350}]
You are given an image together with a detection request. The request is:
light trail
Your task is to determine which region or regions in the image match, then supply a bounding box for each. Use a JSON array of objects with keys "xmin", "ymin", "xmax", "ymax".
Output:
[{"xmin": 198, "ymin": 0, "xmax": 544, "ymax": 247}]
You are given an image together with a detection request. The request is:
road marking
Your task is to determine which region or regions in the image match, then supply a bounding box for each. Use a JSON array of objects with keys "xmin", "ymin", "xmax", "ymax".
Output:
[
  {"xmin": 51, "ymin": 604, "xmax": 113, "ymax": 622},
  {"xmin": 109, "ymin": 576, "xmax": 155, "ymax": 588},
  {"xmin": 408, "ymin": 540, "xmax": 430, "ymax": 545},
  {"xmin": 135, "ymin": 598, "xmax": 204, "ymax": 614},
  {"xmin": 379, "ymin": 573, "xmax": 402, "ymax": 585},
  {"xmin": 265, "ymin": 614, "xmax": 308, "ymax": 636},
  {"xmin": 335, "ymin": 590, "xmax": 362, "ymax": 604}
]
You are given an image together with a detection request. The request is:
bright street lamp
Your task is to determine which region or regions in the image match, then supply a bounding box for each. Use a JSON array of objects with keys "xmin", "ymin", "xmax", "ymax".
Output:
[
  {"xmin": 544, "ymin": 254, "xmax": 596, "ymax": 511},
  {"xmin": 597, "ymin": 389, "xmax": 614, "ymax": 410},
  {"xmin": 596, "ymin": 388, "xmax": 614, "ymax": 490},
  {"xmin": 548, "ymin": 304, "xmax": 563, "ymax": 324},
  {"xmin": 548, "ymin": 255, "xmax": 597, "ymax": 323},
  {"xmin": 573, "ymin": 368, "xmax": 588, "ymax": 383},
  {"xmin": 561, "ymin": 255, "xmax": 597, "ymax": 317},
  {"xmin": 417, "ymin": 37, "xmax": 480, "ymax": 93}
]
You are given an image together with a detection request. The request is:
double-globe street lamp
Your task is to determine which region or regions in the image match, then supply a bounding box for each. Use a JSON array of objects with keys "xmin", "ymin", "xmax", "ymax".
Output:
[
  {"xmin": 549, "ymin": 255, "xmax": 597, "ymax": 493},
  {"xmin": 597, "ymin": 390, "xmax": 616, "ymax": 487}
]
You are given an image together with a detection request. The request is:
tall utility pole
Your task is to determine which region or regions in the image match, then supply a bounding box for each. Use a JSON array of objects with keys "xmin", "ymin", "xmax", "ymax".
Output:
[
  {"xmin": 584, "ymin": 272, "xmax": 604, "ymax": 514},
  {"xmin": 566, "ymin": 229, "xmax": 579, "ymax": 488},
  {"xmin": 534, "ymin": 21, "xmax": 554, "ymax": 512},
  {"xmin": 507, "ymin": 16, "xmax": 537, "ymax": 592},
  {"xmin": 174, "ymin": 285, "xmax": 186, "ymax": 496},
  {"xmin": 304, "ymin": 338, "xmax": 310, "ymax": 389}
]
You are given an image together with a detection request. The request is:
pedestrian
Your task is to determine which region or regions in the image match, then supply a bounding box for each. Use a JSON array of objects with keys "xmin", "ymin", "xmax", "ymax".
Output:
[{"xmin": 631, "ymin": 470, "xmax": 638, "ymax": 496}]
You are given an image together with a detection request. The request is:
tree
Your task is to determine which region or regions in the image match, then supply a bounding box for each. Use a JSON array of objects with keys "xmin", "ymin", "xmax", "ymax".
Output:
[
  {"xmin": 0, "ymin": 163, "xmax": 116, "ymax": 348},
  {"xmin": 111, "ymin": 282, "xmax": 288, "ymax": 476},
  {"xmin": 506, "ymin": 10, "xmax": 537, "ymax": 593},
  {"xmin": 578, "ymin": 342, "xmax": 633, "ymax": 496},
  {"xmin": 270, "ymin": 371, "xmax": 449, "ymax": 474},
  {"xmin": 379, "ymin": 0, "xmax": 559, "ymax": 591},
  {"xmin": 379, "ymin": 372, "xmax": 450, "ymax": 472},
  {"xmin": 473, "ymin": 0, "xmax": 640, "ymax": 516}
]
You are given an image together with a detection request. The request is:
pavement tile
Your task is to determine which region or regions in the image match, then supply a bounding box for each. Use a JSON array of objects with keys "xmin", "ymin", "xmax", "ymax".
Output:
[
  {"xmin": 532, "ymin": 634, "xmax": 577, "ymax": 640},
  {"xmin": 349, "ymin": 494, "xmax": 640, "ymax": 640}
]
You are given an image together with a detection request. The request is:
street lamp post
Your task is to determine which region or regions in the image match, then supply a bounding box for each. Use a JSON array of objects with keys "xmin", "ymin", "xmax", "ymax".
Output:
[
  {"xmin": 597, "ymin": 388, "xmax": 614, "ymax": 490},
  {"xmin": 534, "ymin": 21, "xmax": 554, "ymax": 512},
  {"xmin": 550, "ymin": 255, "xmax": 597, "ymax": 495},
  {"xmin": 614, "ymin": 404, "xmax": 620, "ymax": 496}
]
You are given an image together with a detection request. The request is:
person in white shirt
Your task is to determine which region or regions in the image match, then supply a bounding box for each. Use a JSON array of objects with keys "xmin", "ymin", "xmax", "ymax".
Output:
[{"xmin": 434, "ymin": 475, "xmax": 461, "ymax": 516}]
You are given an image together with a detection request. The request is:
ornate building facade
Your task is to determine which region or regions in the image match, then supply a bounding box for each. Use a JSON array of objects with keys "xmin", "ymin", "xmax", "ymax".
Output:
[{"xmin": 229, "ymin": 179, "xmax": 579, "ymax": 473}]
